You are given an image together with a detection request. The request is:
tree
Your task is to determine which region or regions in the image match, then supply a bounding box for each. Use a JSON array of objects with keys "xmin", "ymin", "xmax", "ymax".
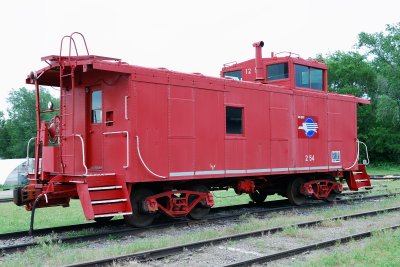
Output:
[
  {"xmin": 358, "ymin": 22, "xmax": 400, "ymax": 100},
  {"xmin": 0, "ymin": 87, "xmax": 59, "ymax": 158},
  {"xmin": 325, "ymin": 51, "xmax": 376, "ymax": 98},
  {"xmin": 322, "ymin": 22, "xmax": 400, "ymax": 163},
  {"xmin": 0, "ymin": 111, "xmax": 12, "ymax": 159}
]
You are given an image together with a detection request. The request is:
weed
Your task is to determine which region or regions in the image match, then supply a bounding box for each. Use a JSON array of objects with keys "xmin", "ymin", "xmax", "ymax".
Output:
[
  {"xmin": 282, "ymin": 225, "xmax": 299, "ymax": 237},
  {"xmin": 320, "ymin": 218, "xmax": 343, "ymax": 228}
]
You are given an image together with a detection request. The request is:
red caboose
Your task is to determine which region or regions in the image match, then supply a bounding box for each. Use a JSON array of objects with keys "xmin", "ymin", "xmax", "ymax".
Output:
[{"xmin": 14, "ymin": 34, "xmax": 371, "ymax": 227}]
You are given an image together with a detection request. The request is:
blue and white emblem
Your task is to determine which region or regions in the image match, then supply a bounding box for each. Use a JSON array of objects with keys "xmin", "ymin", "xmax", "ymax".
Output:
[{"xmin": 298, "ymin": 116, "xmax": 319, "ymax": 138}]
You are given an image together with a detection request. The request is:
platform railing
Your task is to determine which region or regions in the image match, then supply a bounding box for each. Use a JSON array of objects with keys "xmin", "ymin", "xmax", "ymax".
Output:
[{"xmin": 63, "ymin": 134, "xmax": 88, "ymax": 175}]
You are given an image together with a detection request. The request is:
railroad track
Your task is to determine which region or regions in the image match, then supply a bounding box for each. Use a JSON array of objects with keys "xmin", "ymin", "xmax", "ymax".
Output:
[
  {"xmin": 0, "ymin": 189, "xmax": 385, "ymax": 241},
  {"xmin": 224, "ymin": 223, "xmax": 400, "ymax": 267},
  {"xmin": 0, "ymin": 198, "xmax": 13, "ymax": 203},
  {"xmin": 0, "ymin": 192, "xmax": 398, "ymax": 255},
  {"xmin": 65, "ymin": 205, "xmax": 400, "ymax": 267},
  {"xmin": 370, "ymin": 175, "xmax": 400, "ymax": 180},
  {"xmin": 0, "ymin": 188, "xmax": 384, "ymax": 240}
]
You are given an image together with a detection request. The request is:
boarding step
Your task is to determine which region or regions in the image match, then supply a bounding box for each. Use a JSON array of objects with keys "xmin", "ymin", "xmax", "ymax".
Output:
[
  {"xmin": 88, "ymin": 186, "xmax": 122, "ymax": 191},
  {"xmin": 94, "ymin": 211, "xmax": 132, "ymax": 218},
  {"xmin": 91, "ymin": 198, "xmax": 127, "ymax": 205},
  {"xmin": 76, "ymin": 173, "xmax": 132, "ymax": 220},
  {"xmin": 86, "ymin": 173, "xmax": 119, "ymax": 188},
  {"xmin": 346, "ymin": 164, "xmax": 371, "ymax": 191}
]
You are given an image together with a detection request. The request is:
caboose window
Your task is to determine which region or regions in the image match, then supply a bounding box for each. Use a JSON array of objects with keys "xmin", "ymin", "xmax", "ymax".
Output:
[
  {"xmin": 226, "ymin": 106, "xmax": 243, "ymax": 134},
  {"xmin": 267, "ymin": 63, "xmax": 288, "ymax": 80},
  {"xmin": 295, "ymin": 65, "xmax": 323, "ymax": 90},
  {"xmin": 91, "ymin": 91, "xmax": 102, "ymax": 123},
  {"xmin": 310, "ymin": 68, "xmax": 323, "ymax": 90},
  {"xmin": 224, "ymin": 70, "xmax": 242, "ymax": 80}
]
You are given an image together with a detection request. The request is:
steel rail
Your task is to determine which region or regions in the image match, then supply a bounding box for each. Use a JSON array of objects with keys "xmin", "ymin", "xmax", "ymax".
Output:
[
  {"xmin": 0, "ymin": 199, "xmax": 288, "ymax": 240},
  {"xmin": 225, "ymin": 224, "xmax": 400, "ymax": 266},
  {"xmin": 64, "ymin": 205, "xmax": 400, "ymax": 267},
  {"xmin": 0, "ymin": 192, "xmax": 397, "ymax": 254},
  {"xmin": 0, "ymin": 189, "xmax": 390, "ymax": 241},
  {"xmin": 0, "ymin": 200, "xmax": 293, "ymax": 253},
  {"xmin": 0, "ymin": 198, "xmax": 13, "ymax": 203},
  {"xmin": 0, "ymin": 177, "xmax": 395, "ymax": 240},
  {"xmin": 0, "ymin": 190, "xmax": 396, "ymax": 242},
  {"xmin": 370, "ymin": 175, "xmax": 400, "ymax": 180}
]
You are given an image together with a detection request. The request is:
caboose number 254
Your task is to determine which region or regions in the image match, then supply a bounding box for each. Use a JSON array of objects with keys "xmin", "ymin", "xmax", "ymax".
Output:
[{"xmin": 14, "ymin": 33, "xmax": 371, "ymax": 229}]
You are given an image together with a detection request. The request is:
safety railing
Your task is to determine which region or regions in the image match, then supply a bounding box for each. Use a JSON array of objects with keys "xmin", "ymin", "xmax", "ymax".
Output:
[
  {"xmin": 59, "ymin": 32, "xmax": 90, "ymax": 64},
  {"xmin": 345, "ymin": 139, "xmax": 370, "ymax": 170},
  {"xmin": 26, "ymin": 137, "xmax": 36, "ymax": 168},
  {"xmin": 136, "ymin": 135, "xmax": 166, "ymax": 179},
  {"xmin": 63, "ymin": 134, "xmax": 88, "ymax": 175}
]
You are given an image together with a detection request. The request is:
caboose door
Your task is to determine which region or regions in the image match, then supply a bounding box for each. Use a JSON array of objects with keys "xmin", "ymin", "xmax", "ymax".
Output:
[{"xmin": 87, "ymin": 87, "xmax": 104, "ymax": 170}]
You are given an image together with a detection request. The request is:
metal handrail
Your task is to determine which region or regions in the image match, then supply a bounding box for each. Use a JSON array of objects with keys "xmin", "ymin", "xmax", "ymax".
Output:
[
  {"xmin": 59, "ymin": 35, "xmax": 78, "ymax": 58},
  {"xmin": 136, "ymin": 135, "xmax": 166, "ymax": 178},
  {"xmin": 59, "ymin": 32, "xmax": 90, "ymax": 64},
  {"xmin": 124, "ymin": 96, "xmax": 129, "ymax": 120},
  {"xmin": 345, "ymin": 139, "xmax": 370, "ymax": 170},
  {"xmin": 70, "ymin": 32, "xmax": 89, "ymax": 56},
  {"xmin": 63, "ymin": 134, "xmax": 88, "ymax": 175},
  {"xmin": 26, "ymin": 137, "xmax": 36, "ymax": 167},
  {"xmin": 103, "ymin": 131, "xmax": 129, "ymax": 168}
]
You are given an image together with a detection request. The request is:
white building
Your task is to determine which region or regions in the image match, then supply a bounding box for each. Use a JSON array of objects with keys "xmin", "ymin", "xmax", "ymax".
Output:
[{"xmin": 0, "ymin": 158, "xmax": 30, "ymax": 185}]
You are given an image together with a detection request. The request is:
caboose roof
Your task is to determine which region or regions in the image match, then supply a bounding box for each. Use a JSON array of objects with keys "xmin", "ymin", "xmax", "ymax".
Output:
[{"xmin": 26, "ymin": 54, "xmax": 369, "ymax": 105}]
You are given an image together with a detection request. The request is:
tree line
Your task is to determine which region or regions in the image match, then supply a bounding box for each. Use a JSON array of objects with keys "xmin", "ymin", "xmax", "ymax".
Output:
[
  {"xmin": 0, "ymin": 88, "xmax": 59, "ymax": 158},
  {"xmin": 324, "ymin": 22, "xmax": 400, "ymax": 163},
  {"xmin": 0, "ymin": 23, "xmax": 399, "ymax": 163}
]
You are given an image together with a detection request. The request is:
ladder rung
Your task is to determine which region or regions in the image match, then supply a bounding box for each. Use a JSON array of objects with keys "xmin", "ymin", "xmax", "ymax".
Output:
[
  {"xmin": 91, "ymin": 198, "xmax": 127, "ymax": 205},
  {"xmin": 94, "ymin": 212, "xmax": 132, "ymax": 218},
  {"xmin": 89, "ymin": 186, "xmax": 122, "ymax": 191}
]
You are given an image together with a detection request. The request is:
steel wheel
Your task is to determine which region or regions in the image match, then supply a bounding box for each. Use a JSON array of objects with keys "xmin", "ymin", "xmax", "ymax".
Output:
[
  {"xmin": 286, "ymin": 177, "xmax": 306, "ymax": 206},
  {"xmin": 187, "ymin": 185, "xmax": 211, "ymax": 220},
  {"xmin": 325, "ymin": 176, "xmax": 340, "ymax": 202},
  {"xmin": 325, "ymin": 192, "xmax": 338, "ymax": 202},
  {"xmin": 249, "ymin": 189, "xmax": 268, "ymax": 203},
  {"xmin": 124, "ymin": 187, "xmax": 156, "ymax": 227}
]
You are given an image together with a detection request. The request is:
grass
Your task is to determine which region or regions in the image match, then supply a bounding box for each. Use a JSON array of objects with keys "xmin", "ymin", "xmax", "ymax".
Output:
[
  {"xmin": 0, "ymin": 200, "xmax": 87, "ymax": 233},
  {"xmin": 212, "ymin": 189, "xmax": 285, "ymax": 207},
  {"xmin": 293, "ymin": 228, "xmax": 400, "ymax": 267},
  {"xmin": 366, "ymin": 162, "xmax": 400, "ymax": 175},
  {"xmin": 2, "ymin": 194, "xmax": 400, "ymax": 266},
  {"xmin": 0, "ymin": 184, "xmax": 18, "ymax": 191}
]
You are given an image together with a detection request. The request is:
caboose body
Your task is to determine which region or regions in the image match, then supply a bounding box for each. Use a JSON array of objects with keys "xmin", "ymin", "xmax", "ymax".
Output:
[{"xmin": 15, "ymin": 34, "xmax": 371, "ymax": 227}]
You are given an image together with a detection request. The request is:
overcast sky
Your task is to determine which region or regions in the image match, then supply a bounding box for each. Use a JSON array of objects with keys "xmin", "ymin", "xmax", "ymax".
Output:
[{"xmin": 0, "ymin": 0, "xmax": 399, "ymax": 113}]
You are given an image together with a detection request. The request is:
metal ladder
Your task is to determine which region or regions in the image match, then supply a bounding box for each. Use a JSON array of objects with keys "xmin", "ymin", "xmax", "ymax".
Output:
[{"xmin": 58, "ymin": 32, "xmax": 90, "ymax": 173}]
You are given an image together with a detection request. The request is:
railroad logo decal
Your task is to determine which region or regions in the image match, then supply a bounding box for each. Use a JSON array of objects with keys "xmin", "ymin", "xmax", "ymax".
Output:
[
  {"xmin": 298, "ymin": 116, "xmax": 319, "ymax": 138},
  {"xmin": 331, "ymin": 151, "xmax": 341, "ymax": 163}
]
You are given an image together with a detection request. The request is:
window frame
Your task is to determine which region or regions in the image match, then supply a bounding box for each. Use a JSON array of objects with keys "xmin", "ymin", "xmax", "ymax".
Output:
[
  {"xmin": 223, "ymin": 70, "xmax": 243, "ymax": 81},
  {"xmin": 294, "ymin": 64, "xmax": 323, "ymax": 91},
  {"xmin": 267, "ymin": 62, "xmax": 289, "ymax": 81},
  {"xmin": 225, "ymin": 105, "xmax": 245, "ymax": 137},
  {"xmin": 91, "ymin": 90, "xmax": 103, "ymax": 124}
]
